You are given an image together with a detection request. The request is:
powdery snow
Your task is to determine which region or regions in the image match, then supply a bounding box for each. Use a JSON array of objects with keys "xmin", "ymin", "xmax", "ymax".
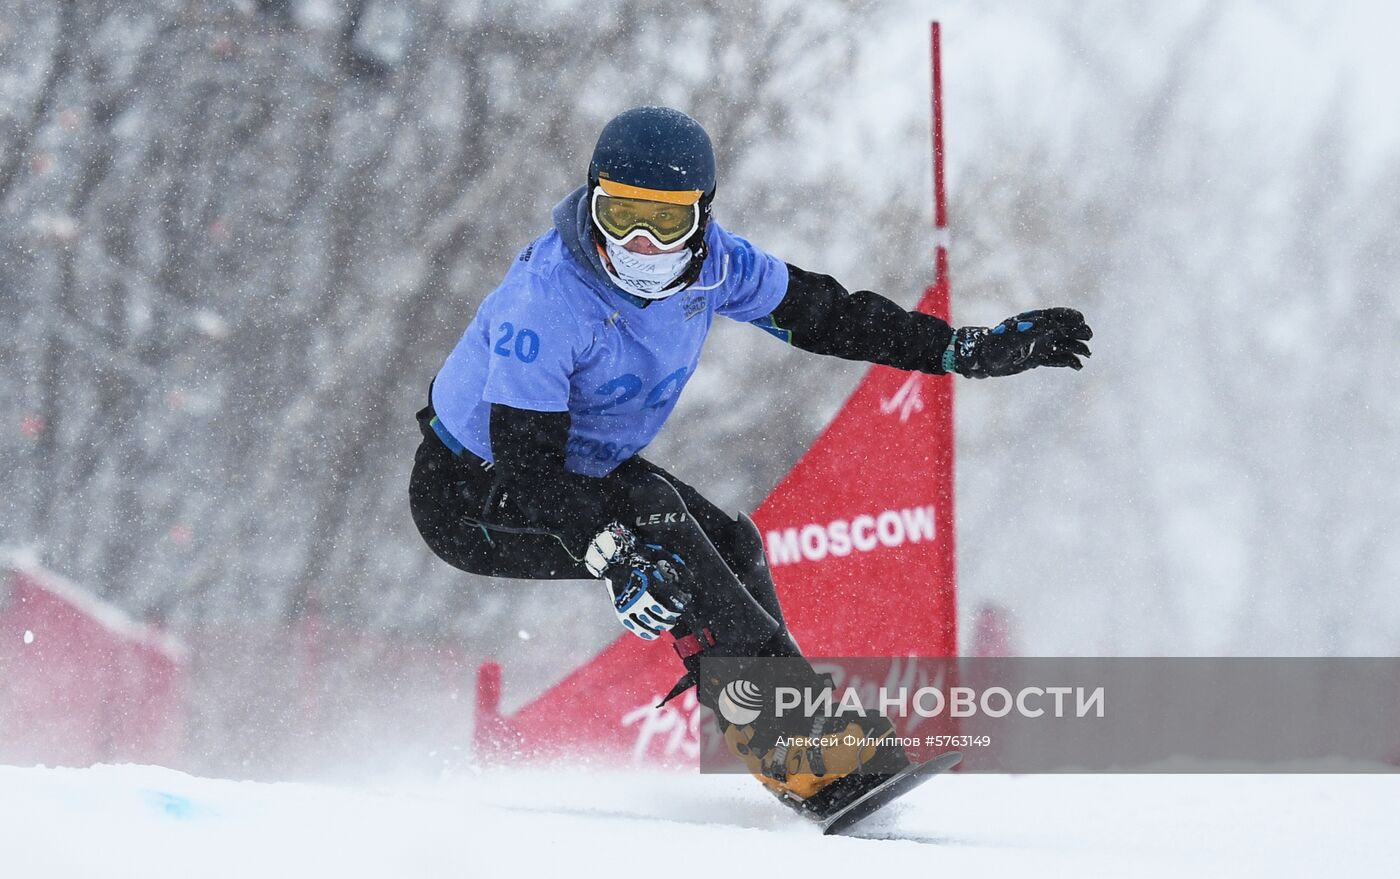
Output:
[{"xmin": 1, "ymin": 763, "xmax": 1395, "ymax": 877}]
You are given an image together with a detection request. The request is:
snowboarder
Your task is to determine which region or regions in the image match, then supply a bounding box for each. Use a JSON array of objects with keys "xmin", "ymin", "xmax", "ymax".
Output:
[{"xmin": 410, "ymin": 107, "xmax": 1091, "ymax": 817}]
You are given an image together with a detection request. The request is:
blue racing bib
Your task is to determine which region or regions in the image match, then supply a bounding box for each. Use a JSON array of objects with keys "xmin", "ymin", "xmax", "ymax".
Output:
[{"xmin": 431, "ymin": 219, "xmax": 788, "ymax": 476}]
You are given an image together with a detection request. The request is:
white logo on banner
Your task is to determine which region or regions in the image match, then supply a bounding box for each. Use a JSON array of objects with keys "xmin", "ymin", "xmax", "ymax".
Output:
[
  {"xmin": 622, "ymin": 689, "xmax": 701, "ymax": 763},
  {"xmin": 765, "ymin": 505, "xmax": 937, "ymax": 567},
  {"xmin": 880, "ymin": 373, "xmax": 925, "ymax": 422}
]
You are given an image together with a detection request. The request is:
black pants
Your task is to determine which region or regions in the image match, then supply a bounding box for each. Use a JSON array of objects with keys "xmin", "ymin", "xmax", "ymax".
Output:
[
  {"xmin": 408, "ymin": 408, "xmax": 797, "ymax": 657},
  {"xmin": 409, "ymin": 414, "xmax": 740, "ymax": 579}
]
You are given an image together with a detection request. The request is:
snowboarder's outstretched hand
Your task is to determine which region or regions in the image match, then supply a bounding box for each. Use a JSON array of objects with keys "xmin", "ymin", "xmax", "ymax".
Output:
[
  {"xmin": 584, "ymin": 523, "xmax": 692, "ymax": 640},
  {"xmin": 951, "ymin": 308, "xmax": 1093, "ymax": 378}
]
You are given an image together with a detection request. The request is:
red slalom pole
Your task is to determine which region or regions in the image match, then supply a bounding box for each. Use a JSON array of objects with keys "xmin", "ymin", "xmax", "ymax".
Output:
[
  {"xmin": 929, "ymin": 21, "xmax": 951, "ymax": 312},
  {"xmin": 924, "ymin": 21, "xmax": 958, "ymax": 658}
]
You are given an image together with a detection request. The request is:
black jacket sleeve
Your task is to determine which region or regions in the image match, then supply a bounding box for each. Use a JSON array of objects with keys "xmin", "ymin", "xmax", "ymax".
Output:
[
  {"xmin": 488, "ymin": 403, "xmax": 617, "ymax": 555},
  {"xmin": 767, "ymin": 263, "xmax": 955, "ymax": 374}
]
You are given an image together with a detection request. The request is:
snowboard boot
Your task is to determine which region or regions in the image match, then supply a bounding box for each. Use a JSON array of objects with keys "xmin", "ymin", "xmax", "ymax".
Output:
[
  {"xmin": 680, "ymin": 646, "xmax": 910, "ymax": 820},
  {"xmin": 720, "ymin": 689, "xmax": 909, "ymax": 818}
]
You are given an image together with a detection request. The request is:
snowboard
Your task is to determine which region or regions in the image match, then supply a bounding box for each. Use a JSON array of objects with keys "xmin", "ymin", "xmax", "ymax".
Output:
[{"xmin": 820, "ymin": 750, "xmax": 963, "ymax": 836}]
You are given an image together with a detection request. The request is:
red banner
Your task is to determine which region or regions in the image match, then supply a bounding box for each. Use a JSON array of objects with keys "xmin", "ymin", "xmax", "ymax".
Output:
[{"xmin": 0, "ymin": 556, "xmax": 187, "ymax": 766}]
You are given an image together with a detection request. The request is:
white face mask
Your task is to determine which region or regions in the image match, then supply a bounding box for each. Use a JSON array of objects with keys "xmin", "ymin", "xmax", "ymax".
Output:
[{"xmin": 603, "ymin": 239, "xmax": 691, "ymax": 300}]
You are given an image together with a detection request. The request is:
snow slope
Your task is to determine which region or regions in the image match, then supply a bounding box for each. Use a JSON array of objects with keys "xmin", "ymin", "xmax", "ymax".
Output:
[{"xmin": 2, "ymin": 763, "xmax": 1395, "ymax": 877}]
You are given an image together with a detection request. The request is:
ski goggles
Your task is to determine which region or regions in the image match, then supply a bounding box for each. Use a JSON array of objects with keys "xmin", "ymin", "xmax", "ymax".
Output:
[{"xmin": 590, "ymin": 179, "xmax": 702, "ymax": 247}]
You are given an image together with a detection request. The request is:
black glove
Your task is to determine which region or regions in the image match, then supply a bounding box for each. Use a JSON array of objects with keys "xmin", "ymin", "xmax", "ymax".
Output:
[
  {"xmin": 583, "ymin": 523, "xmax": 692, "ymax": 641},
  {"xmin": 950, "ymin": 307, "xmax": 1093, "ymax": 378}
]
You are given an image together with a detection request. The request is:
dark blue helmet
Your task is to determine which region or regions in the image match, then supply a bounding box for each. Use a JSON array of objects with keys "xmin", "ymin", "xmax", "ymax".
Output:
[
  {"xmin": 587, "ymin": 108, "xmax": 716, "ymax": 283},
  {"xmin": 588, "ymin": 107, "xmax": 716, "ymax": 197}
]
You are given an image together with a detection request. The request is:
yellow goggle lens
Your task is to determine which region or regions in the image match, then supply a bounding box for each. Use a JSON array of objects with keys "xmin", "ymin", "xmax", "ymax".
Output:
[{"xmin": 593, "ymin": 193, "xmax": 699, "ymax": 245}]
